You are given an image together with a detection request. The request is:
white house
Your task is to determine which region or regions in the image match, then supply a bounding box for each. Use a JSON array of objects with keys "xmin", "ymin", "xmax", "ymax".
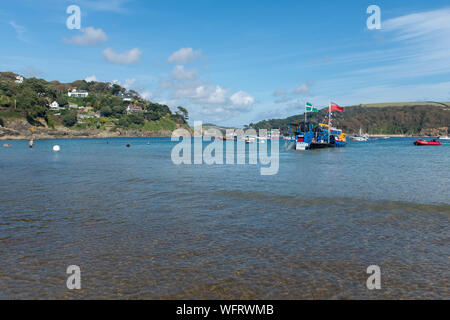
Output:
[
  {"xmin": 15, "ymin": 76, "xmax": 24, "ymax": 84},
  {"xmin": 68, "ymin": 88, "xmax": 89, "ymax": 98},
  {"xmin": 117, "ymin": 92, "xmax": 133, "ymax": 102},
  {"xmin": 126, "ymin": 105, "xmax": 144, "ymax": 114},
  {"xmin": 69, "ymin": 104, "xmax": 80, "ymax": 109},
  {"xmin": 77, "ymin": 112, "xmax": 101, "ymax": 122},
  {"xmin": 49, "ymin": 101, "xmax": 60, "ymax": 110}
]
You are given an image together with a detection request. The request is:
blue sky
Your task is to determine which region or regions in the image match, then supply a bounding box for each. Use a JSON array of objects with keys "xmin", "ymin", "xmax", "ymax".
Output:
[{"xmin": 1, "ymin": 0, "xmax": 450, "ymax": 126}]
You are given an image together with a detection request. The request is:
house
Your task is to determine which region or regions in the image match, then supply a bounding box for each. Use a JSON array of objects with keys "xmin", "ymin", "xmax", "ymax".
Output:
[
  {"xmin": 78, "ymin": 106, "xmax": 94, "ymax": 112},
  {"xmin": 68, "ymin": 88, "xmax": 89, "ymax": 98},
  {"xmin": 15, "ymin": 76, "xmax": 24, "ymax": 84},
  {"xmin": 126, "ymin": 105, "xmax": 144, "ymax": 114},
  {"xmin": 49, "ymin": 101, "xmax": 61, "ymax": 110},
  {"xmin": 69, "ymin": 104, "xmax": 80, "ymax": 109},
  {"xmin": 77, "ymin": 112, "xmax": 101, "ymax": 122},
  {"xmin": 117, "ymin": 92, "xmax": 134, "ymax": 102}
]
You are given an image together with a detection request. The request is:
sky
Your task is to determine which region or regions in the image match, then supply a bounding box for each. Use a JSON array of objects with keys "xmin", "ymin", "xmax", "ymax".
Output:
[{"xmin": 1, "ymin": 0, "xmax": 450, "ymax": 126}]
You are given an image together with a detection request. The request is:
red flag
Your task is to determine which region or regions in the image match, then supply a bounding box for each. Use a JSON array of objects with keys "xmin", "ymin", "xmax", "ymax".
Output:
[{"xmin": 330, "ymin": 102, "xmax": 344, "ymax": 112}]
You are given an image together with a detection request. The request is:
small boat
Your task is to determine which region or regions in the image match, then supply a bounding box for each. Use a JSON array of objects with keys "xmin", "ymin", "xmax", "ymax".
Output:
[
  {"xmin": 439, "ymin": 136, "xmax": 450, "ymax": 141},
  {"xmin": 414, "ymin": 139, "xmax": 442, "ymax": 146},
  {"xmin": 242, "ymin": 136, "xmax": 255, "ymax": 144},
  {"xmin": 352, "ymin": 128, "xmax": 369, "ymax": 141}
]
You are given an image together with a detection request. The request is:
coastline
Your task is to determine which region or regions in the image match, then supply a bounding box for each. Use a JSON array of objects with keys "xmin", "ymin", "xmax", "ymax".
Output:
[
  {"xmin": 365, "ymin": 134, "xmax": 423, "ymax": 138},
  {"xmin": 0, "ymin": 120, "xmax": 191, "ymax": 140}
]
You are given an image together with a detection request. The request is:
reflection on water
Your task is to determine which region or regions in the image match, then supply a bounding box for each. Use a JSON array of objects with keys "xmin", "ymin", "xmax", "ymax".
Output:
[{"xmin": 0, "ymin": 138, "xmax": 449, "ymax": 299}]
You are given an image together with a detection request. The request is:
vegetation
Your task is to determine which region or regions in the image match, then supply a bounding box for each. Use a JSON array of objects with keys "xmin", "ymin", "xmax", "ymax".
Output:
[
  {"xmin": 247, "ymin": 103, "xmax": 450, "ymax": 135},
  {"xmin": 0, "ymin": 71, "xmax": 189, "ymax": 132}
]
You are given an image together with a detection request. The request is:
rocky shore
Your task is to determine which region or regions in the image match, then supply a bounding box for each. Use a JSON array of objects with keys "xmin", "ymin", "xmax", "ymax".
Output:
[{"xmin": 0, "ymin": 119, "xmax": 183, "ymax": 140}]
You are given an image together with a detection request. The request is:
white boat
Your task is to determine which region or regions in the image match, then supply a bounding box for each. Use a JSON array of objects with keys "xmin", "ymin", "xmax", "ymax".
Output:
[
  {"xmin": 352, "ymin": 128, "xmax": 369, "ymax": 141},
  {"xmin": 439, "ymin": 136, "xmax": 450, "ymax": 141}
]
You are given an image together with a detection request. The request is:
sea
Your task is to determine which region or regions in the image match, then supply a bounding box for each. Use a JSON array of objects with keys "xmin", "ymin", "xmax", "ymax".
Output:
[{"xmin": 0, "ymin": 137, "xmax": 448, "ymax": 299}]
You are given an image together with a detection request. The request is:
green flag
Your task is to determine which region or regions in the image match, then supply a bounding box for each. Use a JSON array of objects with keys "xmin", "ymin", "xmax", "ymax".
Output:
[{"xmin": 306, "ymin": 102, "xmax": 318, "ymax": 112}]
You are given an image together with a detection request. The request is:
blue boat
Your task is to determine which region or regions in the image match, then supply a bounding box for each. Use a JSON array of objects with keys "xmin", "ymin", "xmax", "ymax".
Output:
[{"xmin": 289, "ymin": 122, "xmax": 347, "ymax": 150}]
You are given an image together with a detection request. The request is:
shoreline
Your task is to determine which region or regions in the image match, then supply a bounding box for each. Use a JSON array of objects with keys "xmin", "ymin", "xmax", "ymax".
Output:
[{"xmin": 0, "ymin": 123, "xmax": 189, "ymax": 141}]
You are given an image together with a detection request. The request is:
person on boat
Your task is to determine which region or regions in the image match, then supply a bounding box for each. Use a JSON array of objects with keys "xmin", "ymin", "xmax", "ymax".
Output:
[{"xmin": 3, "ymin": 143, "xmax": 8, "ymax": 148}]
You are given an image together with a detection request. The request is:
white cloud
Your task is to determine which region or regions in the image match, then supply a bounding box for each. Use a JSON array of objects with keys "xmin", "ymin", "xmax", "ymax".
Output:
[
  {"xmin": 111, "ymin": 78, "xmax": 136, "ymax": 89},
  {"xmin": 9, "ymin": 21, "xmax": 28, "ymax": 43},
  {"xmin": 103, "ymin": 48, "xmax": 142, "ymax": 64},
  {"xmin": 293, "ymin": 82, "xmax": 312, "ymax": 95},
  {"xmin": 176, "ymin": 84, "xmax": 228, "ymax": 104},
  {"xmin": 85, "ymin": 75, "xmax": 99, "ymax": 82},
  {"xmin": 171, "ymin": 65, "xmax": 198, "ymax": 80},
  {"xmin": 230, "ymin": 91, "xmax": 255, "ymax": 110},
  {"xmin": 168, "ymin": 48, "xmax": 202, "ymax": 64},
  {"xmin": 64, "ymin": 27, "xmax": 108, "ymax": 46},
  {"xmin": 383, "ymin": 8, "xmax": 450, "ymax": 42},
  {"xmin": 141, "ymin": 91, "xmax": 153, "ymax": 100},
  {"xmin": 329, "ymin": 8, "xmax": 450, "ymax": 85},
  {"xmin": 123, "ymin": 78, "xmax": 137, "ymax": 89}
]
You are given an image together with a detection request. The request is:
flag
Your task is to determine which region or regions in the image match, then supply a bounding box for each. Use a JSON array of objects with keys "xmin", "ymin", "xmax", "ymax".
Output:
[
  {"xmin": 330, "ymin": 102, "xmax": 344, "ymax": 112},
  {"xmin": 306, "ymin": 102, "xmax": 318, "ymax": 112}
]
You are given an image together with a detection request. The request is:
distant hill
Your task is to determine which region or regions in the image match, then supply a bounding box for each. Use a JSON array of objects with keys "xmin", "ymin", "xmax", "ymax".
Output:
[
  {"xmin": 202, "ymin": 123, "xmax": 237, "ymax": 135},
  {"xmin": 247, "ymin": 103, "xmax": 450, "ymax": 136}
]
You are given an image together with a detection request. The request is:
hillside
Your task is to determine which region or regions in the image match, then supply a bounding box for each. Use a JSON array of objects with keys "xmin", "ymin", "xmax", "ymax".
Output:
[
  {"xmin": 247, "ymin": 103, "xmax": 450, "ymax": 136},
  {"xmin": 0, "ymin": 72, "xmax": 190, "ymax": 139}
]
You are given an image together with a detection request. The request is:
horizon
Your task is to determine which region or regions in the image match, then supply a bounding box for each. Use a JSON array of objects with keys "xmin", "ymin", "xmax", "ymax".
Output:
[{"xmin": 2, "ymin": 0, "xmax": 450, "ymax": 126}]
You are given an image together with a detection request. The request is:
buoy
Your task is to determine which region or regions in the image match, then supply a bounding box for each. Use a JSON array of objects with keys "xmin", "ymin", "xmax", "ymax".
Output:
[{"xmin": 53, "ymin": 145, "xmax": 60, "ymax": 152}]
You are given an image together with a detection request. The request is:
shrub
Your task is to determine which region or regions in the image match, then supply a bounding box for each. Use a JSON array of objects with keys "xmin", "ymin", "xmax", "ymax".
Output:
[{"xmin": 63, "ymin": 110, "xmax": 78, "ymax": 127}]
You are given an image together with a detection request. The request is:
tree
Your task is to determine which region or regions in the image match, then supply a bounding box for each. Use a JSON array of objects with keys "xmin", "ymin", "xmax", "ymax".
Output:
[
  {"xmin": 100, "ymin": 106, "xmax": 113, "ymax": 117},
  {"xmin": 128, "ymin": 114, "xmax": 145, "ymax": 125},
  {"xmin": 177, "ymin": 106, "xmax": 189, "ymax": 120},
  {"xmin": 57, "ymin": 95, "xmax": 69, "ymax": 108},
  {"xmin": 63, "ymin": 110, "xmax": 78, "ymax": 127}
]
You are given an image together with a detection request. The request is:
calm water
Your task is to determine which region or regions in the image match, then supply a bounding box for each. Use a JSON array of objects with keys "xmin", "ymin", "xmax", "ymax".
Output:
[{"xmin": 0, "ymin": 137, "xmax": 449, "ymax": 299}]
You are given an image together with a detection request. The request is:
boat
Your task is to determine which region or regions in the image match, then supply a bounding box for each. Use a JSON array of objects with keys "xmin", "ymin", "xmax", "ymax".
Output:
[
  {"xmin": 352, "ymin": 128, "xmax": 369, "ymax": 141},
  {"xmin": 289, "ymin": 122, "xmax": 347, "ymax": 150},
  {"xmin": 439, "ymin": 136, "xmax": 450, "ymax": 141},
  {"xmin": 241, "ymin": 136, "xmax": 256, "ymax": 144},
  {"xmin": 414, "ymin": 139, "xmax": 442, "ymax": 146}
]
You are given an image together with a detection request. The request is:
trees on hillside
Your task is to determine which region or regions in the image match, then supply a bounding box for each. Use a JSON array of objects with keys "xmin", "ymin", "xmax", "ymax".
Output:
[{"xmin": 0, "ymin": 72, "xmax": 191, "ymax": 130}]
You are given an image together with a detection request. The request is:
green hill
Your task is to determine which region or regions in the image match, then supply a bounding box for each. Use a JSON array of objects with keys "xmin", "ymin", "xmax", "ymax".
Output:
[
  {"xmin": 247, "ymin": 103, "xmax": 450, "ymax": 136},
  {"xmin": 0, "ymin": 71, "xmax": 190, "ymax": 139}
]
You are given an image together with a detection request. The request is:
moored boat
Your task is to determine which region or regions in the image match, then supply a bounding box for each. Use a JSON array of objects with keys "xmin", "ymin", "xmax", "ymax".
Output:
[
  {"xmin": 289, "ymin": 122, "xmax": 347, "ymax": 150},
  {"xmin": 414, "ymin": 139, "xmax": 442, "ymax": 146},
  {"xmin": 352, "ymin": 128, "xmax": 369, "ymax": 141}
]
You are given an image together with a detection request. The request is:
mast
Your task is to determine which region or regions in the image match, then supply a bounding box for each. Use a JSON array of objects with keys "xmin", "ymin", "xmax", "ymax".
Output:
[
  {"xmin": 304, "ymin": 101, "xmax": 307, "ymax": 125},
  {"xmin": 328, "ymin": 101, "xmax": 331, "ymax": 143}
]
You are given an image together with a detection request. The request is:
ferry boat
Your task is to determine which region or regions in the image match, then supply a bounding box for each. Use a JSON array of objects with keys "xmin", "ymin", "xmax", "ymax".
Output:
[
  {"xmin": 288, "ymin": 101, "xmax": 347, "ymax": 151},
  {"xmin": 289, "ymin": 122, "xmax": 347, "ymax": 150}
]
